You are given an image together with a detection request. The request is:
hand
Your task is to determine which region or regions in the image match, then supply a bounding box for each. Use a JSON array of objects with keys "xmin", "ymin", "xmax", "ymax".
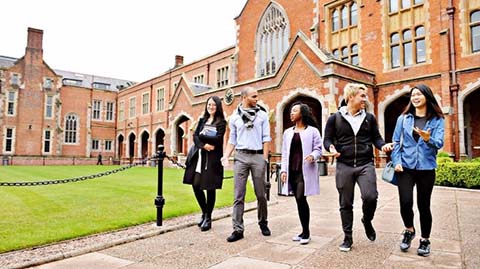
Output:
[
  {"xmin": 221, "ymin": 156, "xmax": 228, "ymax": 167},
  {"xmin": 305, "ymin": 155, "xmax": 314, "ymax": 163},
  {"xmin": 329, "ymin": 145, "xmax": 341, "ymax": 158},
  {"xmin": 394, "ymin": 164, "xmax": 403, "ymax": 172},
  {"xmin": 381, "ymin": 143, "xmax": 394, "ymax": 153},
  {"xmin": 204, "ymin": 144, "xmax": 215, "ymax": 151},
  {"xmin": 414, "ymin": 127, "xmax": 430, "ymax": 142},
  {"xmin": 280, "ymin": 172, "xmax": 287, "ymax": 183}
]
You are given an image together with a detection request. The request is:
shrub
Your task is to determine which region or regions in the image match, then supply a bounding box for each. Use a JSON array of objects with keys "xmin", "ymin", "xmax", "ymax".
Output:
[{"xmin": 436, "ymin": 162, "xmax": 480, "ymax": 189}]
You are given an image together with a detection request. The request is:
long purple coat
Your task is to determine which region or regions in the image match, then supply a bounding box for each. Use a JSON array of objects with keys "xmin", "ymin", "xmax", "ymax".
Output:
[{"xmin": 281, "ymin": 126, "xmax": 322, "ymax": 196}]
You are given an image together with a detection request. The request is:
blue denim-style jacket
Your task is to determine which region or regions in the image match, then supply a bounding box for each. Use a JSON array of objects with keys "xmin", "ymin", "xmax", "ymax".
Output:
[{"xmin": 391, "ymin": 113, "xmax": 444, "ymax": 170}]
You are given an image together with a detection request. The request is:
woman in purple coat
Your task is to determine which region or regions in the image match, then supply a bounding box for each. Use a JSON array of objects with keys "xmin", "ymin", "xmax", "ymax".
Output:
[{"xmin": 280, "ymin": 102, "xmax": 323, "ymax": 244}]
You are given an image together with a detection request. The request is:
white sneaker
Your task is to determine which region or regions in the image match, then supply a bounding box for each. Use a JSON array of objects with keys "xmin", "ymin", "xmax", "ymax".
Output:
[
  {"xmin": 300, "ymin": 237, "xmax": 311, "ymax": 245},
  {"xmin": 292, "ymin": 235, "xmax": 302, "ymax": 241}
]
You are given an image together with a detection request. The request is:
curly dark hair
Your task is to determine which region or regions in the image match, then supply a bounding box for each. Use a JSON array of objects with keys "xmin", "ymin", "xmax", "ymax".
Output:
[{"xmin": 291, "ymin": 102, "xmax": 319, "ymax": 130}]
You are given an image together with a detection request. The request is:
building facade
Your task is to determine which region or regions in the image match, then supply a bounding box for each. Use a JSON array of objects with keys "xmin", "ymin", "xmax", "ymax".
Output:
[
  {"xmin": 0, "ymin": 28, "xmax": 133, "ymax": 165},
  {"xmin": 2, "ymin": 0, "xmax": 480, "ymax": 165}
]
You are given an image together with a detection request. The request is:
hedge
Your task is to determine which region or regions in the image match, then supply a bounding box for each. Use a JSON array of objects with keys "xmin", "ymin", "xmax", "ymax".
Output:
[{"xmin": 436, "ymin": 162, "xmax": 480, "ymax": 189}]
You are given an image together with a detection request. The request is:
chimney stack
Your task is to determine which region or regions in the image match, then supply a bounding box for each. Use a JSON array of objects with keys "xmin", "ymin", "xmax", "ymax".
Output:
[
  {"xmin": 25, "ymin": 27, "xmax": 44, "ymax": 66},
  {"xmin": 174, "ymin": 55, "xmax": 184, "ymax": 68}
]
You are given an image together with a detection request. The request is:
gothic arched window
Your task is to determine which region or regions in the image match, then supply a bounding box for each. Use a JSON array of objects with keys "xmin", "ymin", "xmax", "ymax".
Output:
[
  {"xmin": 65, "ymin": 114, "xmax": 78, "ymax": 144},
  {"xmin": 256, "ymin": 3, "xmax": 290, "ymax": 77}
]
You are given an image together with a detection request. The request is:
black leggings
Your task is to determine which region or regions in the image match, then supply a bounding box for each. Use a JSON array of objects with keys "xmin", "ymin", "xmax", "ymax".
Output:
[
  {"xmin": 290, "ymin": 171, "xmax": 310, "ymax": 237},
  {"xmin": 397, "ymin": 168, "xmax": 435, "ymax": 238},
  {"xmin": 193, "ymin": 173, "xmax": 216, "ymax": 215}
]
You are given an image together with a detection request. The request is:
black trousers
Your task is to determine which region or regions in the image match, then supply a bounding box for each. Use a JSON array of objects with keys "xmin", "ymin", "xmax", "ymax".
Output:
[
  {"xmin": 193, "ymin": 173, "xmax": 216, "ymax": 215},
  {"xmin": 397, "ymin": 168, "xmax": 435, "ymax": 238},
  {"xmin": 335, "ymin": 162, "xmax": 378, "ymax": 238},
  {"xmin": 289, "ymin": 171, "xmax": 310, "ymax": 237}
]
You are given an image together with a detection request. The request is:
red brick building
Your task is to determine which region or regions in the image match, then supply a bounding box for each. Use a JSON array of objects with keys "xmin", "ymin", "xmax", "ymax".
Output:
[
  {"xmin": 2, "ymin": 0, "xmax": 480, "ymax": 164},
  {"xmin": 0, "ymin": 28, "xmax": 133, "ymax": 165}
]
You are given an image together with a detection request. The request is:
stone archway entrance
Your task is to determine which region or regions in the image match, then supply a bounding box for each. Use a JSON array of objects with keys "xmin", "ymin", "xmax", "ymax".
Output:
[
  {"xmin": 173, "ymin": 115, "xmax": 190, "ymax": 155},
  {"xmin": 463, "ymin": 89, "xmax": 480, "ymax": 158},
  {"xmin": 128, "ymin": 133, "xmax": 136, "ymax": 160},
  {"xmin": 117, "ymin": 134, "xmax": 124, "ymax": 159},
  {"xmin": 282, "ymin": 96, "xmax": 323, "ymax": 131},
  {"xmin": 140, "ymin": 131, "xmax": 149, "ymax": 159},
  {"xmin": 384, "ymin": 94, "xmax": 410, "ymax": 143},
  {"xmin": 155, "ymin": 129, "xmax": 165, "ymax": 153}
]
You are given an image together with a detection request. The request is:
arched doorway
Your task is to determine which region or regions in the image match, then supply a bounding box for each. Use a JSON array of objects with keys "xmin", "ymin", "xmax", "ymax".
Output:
[
  {"xmin": 464, "ymin": 89, "xmax": 480, "ymax": 158},
  {"xmin": 384, "ymin": 94, "xmax": 410, "ymax": 143},
  {"xmin": 282, "ymin": 96, "xmax": 322, "ymax": 131},
  {"xmin": 140, "ymin": 131, "xmax": 149, "ymax": 159},
  {"xmin": 155, "ymin": 129, "xmax": 165, "ymax": 152},
  {"xmin": 173, "ymin": 115, "xmax": 190, "ymax": 155},
  {"xmin": 128, "ymin": 133, "xmax": 136, "ymax": 160},
  {"xmin": 117, "ymin": 134, "xmax": 124, "ymax": 158}
]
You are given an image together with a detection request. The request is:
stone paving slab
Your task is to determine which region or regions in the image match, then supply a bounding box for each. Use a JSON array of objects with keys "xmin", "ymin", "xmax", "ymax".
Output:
[
  {"xmin": 30, "ymin": 252, "xmax": 134, "ymax": 269},
  {"xmin": 19, "ymin": 172, "xmax": 480, "ymax": 268}
]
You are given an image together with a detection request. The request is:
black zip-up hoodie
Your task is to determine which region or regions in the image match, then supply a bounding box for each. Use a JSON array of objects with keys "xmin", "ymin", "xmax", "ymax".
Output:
[{"xmin": 323, "ymin": 111, "xmax": 386, "ymax": 167}]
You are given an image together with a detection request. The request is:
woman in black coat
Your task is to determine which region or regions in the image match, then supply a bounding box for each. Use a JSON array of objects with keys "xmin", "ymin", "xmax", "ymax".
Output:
[{"xmin": 183, "ymin": 96, "xmax": 226, "ymax": 231}]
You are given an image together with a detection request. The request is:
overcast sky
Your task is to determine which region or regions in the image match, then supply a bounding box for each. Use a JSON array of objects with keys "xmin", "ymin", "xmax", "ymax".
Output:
[{"xmin": 1, "ymin": 0, "xmax": 248, "ymax": 82}]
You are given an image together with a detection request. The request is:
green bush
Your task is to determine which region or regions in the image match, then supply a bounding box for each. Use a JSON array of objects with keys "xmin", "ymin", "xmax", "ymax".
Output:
[
  {"xmin": 437, "ymin": 157, "xmax": 453, "ymax": 163},
  {"xmin": 436, "ymin": 162, "xmax": 480, "ymax": 189},
  {"xmin": 437, "ymin": 151, "xmax": 451, "ymax": 158}
]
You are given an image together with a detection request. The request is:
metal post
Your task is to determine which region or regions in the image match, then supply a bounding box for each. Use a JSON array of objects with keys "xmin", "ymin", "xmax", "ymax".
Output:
[
  {"xmin": 154, "ymin": 145, "xmax": 166, "ymax": 226},
  {"xmin": 265, "ymin": 152, "xmax": 271, "ymax": 201}
]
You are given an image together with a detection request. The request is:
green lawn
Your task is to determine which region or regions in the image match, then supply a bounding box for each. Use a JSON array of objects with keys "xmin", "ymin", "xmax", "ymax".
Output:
[{"xmin": 0, "ymin": 165, "xmax": 255, "ymax": 253}]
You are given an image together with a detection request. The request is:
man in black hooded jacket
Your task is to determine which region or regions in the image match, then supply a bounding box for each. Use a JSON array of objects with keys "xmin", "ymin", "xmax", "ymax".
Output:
[{"xmin": 324, "ymin": 83, "xmax": 392, "ymax": 252}]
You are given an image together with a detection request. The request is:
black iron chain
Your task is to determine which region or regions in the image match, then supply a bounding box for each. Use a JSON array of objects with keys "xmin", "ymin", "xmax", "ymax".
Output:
[{"xmin": 0, "ymin": 164, "xmax": 138, "ymax": 187}]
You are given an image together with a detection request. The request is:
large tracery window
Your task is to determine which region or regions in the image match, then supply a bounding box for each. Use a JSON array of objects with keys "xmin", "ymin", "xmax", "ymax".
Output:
[{"xmin": 256, "ymin": 3, "xmax": 290, "ymax": 77}]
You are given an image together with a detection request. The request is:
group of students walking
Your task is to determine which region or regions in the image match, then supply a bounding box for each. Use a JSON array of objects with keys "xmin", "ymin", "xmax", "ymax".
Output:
[{"xmin": 182, "ymin": 83, "xmax": 444, "ymax": 257}]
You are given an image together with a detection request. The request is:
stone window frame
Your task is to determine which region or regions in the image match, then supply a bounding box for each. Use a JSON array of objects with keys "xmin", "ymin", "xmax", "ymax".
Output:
[
  {"xmin": 142, "ymin": 92, "xmax": 150, "ymax": 115},
  {"xmin": 326, "ymin": 0, "xmax": 361, "ymax": 66},
  {"xmin": 470, "ymin": 10, "xmax": 480, "ymax": 53},
  {"xmin": 389, "ymin": 25, "xmax": 426, "ymax": 68},
  {"xmin": 193, "ymin": 73, "xmax": 205, "ymax": 84},
  {"xmin": 382, "ymin": 0, "xmax": 429, "ymax": 71},
  {"xmin": 216, "ymin": 66, "xmax": 230, "ymax": 88},
  {"xmin": 129, "ymin": 97, "xmax": 136, "ymax": 119},
  {"xmin": 255, "ymin": 2, "xmax": 290, "ymax": 78},
  {"xmin": 105, "ymin": 101, "xmax": 115, "ymax": 121},
  {"xmin": 104, "ymin": 140, "xmax": 113, "ymax": 152},
  {"xmin": 92, "ymin": 100, "xmax": 102, "ymax": 120},
  {"xmin": 43, "ymin": 129, "xmax": 52, "ymax": 155},
  {"xmin": 64, "ymin": 113, "xmax": 79, "ymax": 145},
  {"xmin": 6, "ymin": 90, "xmax": 17, "ymax": 117},
  {"xmin": 156, "ymin": 87, "xmax": 165, "ymax": 112},
  {"xmin": 3, "ymin": 126, "xmax": 15, "ymax": 154},
  {"xmin": 118, "ymin": 101, "xmax": 125, "ymax": 121},
  {"xmin": 91, "ymin": 139, "xmax": 100, "ymax": 151},
  {"xmin": 45, "ymin": 95, "xmax": 54, "ymax": 119}
]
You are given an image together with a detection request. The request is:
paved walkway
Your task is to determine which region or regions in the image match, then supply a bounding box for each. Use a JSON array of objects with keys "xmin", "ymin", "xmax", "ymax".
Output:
[{"xmin": 29, "ymin": 172, "xmax": 479, "ymax": 268}]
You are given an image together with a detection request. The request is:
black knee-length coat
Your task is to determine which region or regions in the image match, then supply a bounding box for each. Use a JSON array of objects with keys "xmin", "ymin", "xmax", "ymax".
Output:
[{"xmin": 183, "ymin": 118, "xmax": 226, "ymax": 190}]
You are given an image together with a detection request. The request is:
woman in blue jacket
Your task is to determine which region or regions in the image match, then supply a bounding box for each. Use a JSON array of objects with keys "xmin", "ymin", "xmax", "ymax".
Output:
[
  {"xmin": 391, "ymin": 84, "xmax": 444, "ymax": 257},
  {"xmin": 280, "ymin": 102, "xmax": 322, "ymax": 245}
]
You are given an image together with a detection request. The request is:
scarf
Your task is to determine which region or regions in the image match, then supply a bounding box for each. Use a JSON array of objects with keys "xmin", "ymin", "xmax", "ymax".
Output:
[{"xmin": 237, "ymin": 103, "xmax": 265, "ymax": 129}]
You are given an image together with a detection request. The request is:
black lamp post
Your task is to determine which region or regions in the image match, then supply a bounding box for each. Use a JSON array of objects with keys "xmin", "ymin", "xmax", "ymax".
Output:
[{"xmin": 154, "ymin": 145, "xmax": 166, "ymax": 226}]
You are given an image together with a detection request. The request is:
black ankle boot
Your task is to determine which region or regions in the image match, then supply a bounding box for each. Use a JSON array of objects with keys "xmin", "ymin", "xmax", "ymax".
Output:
[
  {"xmin": 200, "ymin": 214, "xmax": 211, "ymax": 231},
  {"xmin": 197, "ymin": 213, "xmax": 206, "ymax": 227}
]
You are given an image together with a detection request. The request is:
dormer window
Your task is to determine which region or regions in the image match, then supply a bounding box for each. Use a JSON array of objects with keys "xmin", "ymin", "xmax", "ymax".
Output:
[
  {"xmin": 63, "ymin": 78, "xmax": 83, "ymax": 87},
  {"xmin": 92, "ymin": 82, "xmax": 110, "ymax": 90}
]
